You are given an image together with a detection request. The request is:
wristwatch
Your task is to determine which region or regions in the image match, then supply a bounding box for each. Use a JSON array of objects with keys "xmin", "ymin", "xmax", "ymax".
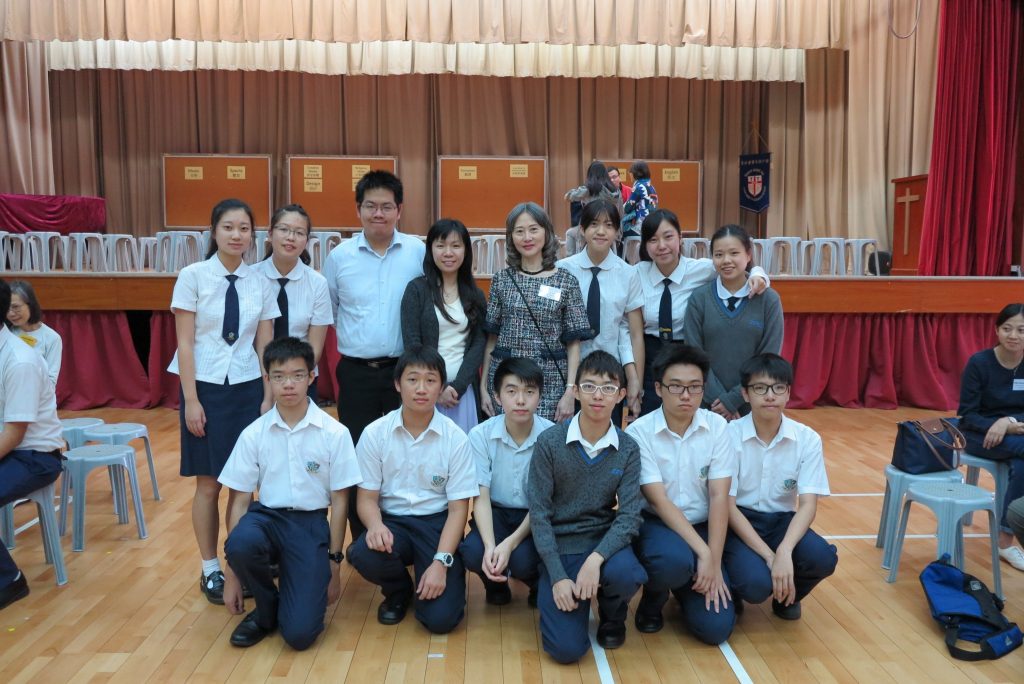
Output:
[
  {"xmin": 328, "ymin": 550, "xmax": 344, "ymax": 564},
  {"xmin": 432, "ymin": 552, "xmax": 454, "ymax": 568}
]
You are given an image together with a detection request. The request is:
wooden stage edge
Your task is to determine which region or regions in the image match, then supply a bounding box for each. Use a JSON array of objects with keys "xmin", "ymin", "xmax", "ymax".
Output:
[{"xmin": 10, "ymin": 273, "xmax": 1024, "ymax": 314}]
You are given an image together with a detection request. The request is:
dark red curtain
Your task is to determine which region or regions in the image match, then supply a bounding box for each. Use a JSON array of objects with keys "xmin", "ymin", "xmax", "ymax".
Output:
[
  {"xmin": 47, "ymin": 311, "xmax": 148, "ymax": 409},
  {"xmin": 0, "ymin": 194, "xmax": 106, "ymax": 233},
  {"xmin": 782, "ymin": 313, "xmax": 993, "ymax": 411},
  {"xmin": 919, "ymin": 0, "xmax": 1024, "ymax": 276}
]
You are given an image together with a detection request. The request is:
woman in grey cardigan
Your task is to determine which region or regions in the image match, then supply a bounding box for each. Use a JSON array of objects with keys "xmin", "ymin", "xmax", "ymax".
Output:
[
  {"xmin": 401, "ymin": 218, "xmax": 487, "ymax": 433},
  {"xmin": 682, "ymin": 225, "xmax": 784, "ymax": 419}
]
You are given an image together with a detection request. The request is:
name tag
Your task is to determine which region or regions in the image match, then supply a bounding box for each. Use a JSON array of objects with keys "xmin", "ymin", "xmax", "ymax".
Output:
[
  {"xmin": 1013, "ymin": 379, "xmax": 1024, "ymax": 391},
  {"xmin": 537, "ymin": 285, "xmax": 562, "ymax": 302}
]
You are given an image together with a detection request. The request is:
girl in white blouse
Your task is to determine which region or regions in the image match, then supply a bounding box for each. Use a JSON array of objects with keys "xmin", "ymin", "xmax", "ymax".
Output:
[{"xmin": 169, "ymin": 198, "xmax": 278, "ymax": 604}]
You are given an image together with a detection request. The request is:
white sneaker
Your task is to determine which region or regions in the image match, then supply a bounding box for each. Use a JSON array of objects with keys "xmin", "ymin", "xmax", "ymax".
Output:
[{"xmin": 998, "ymin": 545, "xmax": 1024, "ymax": 571}]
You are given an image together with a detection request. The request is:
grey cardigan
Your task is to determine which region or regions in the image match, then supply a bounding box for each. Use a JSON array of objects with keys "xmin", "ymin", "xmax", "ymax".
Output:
[{"xmin": 400, "ymin": 275, "xmax": 487, "ymax": 397}]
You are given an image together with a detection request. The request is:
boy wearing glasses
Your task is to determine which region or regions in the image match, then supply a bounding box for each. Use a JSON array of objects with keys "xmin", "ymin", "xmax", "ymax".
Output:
[
  {"xmin": 528, "ymin": 350, "xmax": 646, "ymax": 663},
  {"xmin": 460, "ymin": 358, "xmax": 553, "ymax": 607},
  {"xmin": 348, "ymin": 346, "xmax": 478, "ymax": 634},
  {"xmin": 724, "ymin": 353, "xmax": 837, "ymax": 620},
  {"xmin": 626, "ymin": 343, "xmax": 738, "ymax": 644},
  {"xmin": 219, "ymin": 338, "xmax": 361, "ymax": 649}
]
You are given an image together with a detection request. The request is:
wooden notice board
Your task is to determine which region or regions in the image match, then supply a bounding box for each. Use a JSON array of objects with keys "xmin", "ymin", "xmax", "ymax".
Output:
[
  {"xmin": 438, "ymin": 156, "xmax": 547, "ymax": 229},
  {"xmin": 163, "ymin": 155, "xmax": 272, "ymax": 228},
  {"xmin": 605, "ymin": 160, "xmax": 702, "ymax": 233},
  {"xmin": 287, "ymin": 156, "xmax": 398, "ymax": 229}
]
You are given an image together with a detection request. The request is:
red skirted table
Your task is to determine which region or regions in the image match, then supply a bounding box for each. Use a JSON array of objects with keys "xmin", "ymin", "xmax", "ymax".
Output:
[{"xmin": 0, "ymin": 193, "xmax": 106, "ymax": 234}]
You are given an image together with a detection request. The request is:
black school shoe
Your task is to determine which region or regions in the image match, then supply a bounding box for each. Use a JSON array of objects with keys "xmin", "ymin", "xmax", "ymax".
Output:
[
  {"xmin": 377, "ymin": 593, "xmax": 411, "ymax": 625},
  {"xmin": 772, "ymin": 599, "xmax": 802, "ymax": 620},
  {"xmin": 200, "ymin": 570, "xmax": 225, "ymax": 605},
  {"xmin": 485, "ymin": 581, "xmax": 512, "ymax": 606},
  {"xmin": 0, "ymin": 573, "xmax": 29, "ymax": 611},
  {"xmin": 230, "ymin": 611, "xmax": 274, "ymax": 647},
  {"xmin": 527, "ymin": 583, "xmax": 539, "ymax": 608},
  {"xmin": 596, "ymin": 619, "xmax": 627, "ymax": 649}
]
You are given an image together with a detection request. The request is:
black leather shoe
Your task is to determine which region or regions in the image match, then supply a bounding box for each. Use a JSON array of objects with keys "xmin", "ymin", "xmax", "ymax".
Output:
[
  {"xmin": 734, "ymin": 599, "xmax": 745, "ymax": 616},
  {"xmin": 596, "ymin": 620, "xmax": 627, "ymax": 649},
  {"xmin": 485, "ymin": 582, "xmax": 512, "ymax": 606},
  {"xmin": 772, "ymin": 599, "xmax": 802, "ymax": 620},
  {"xmin": 0, "ymin": 573, "xmax": 29, "ymax": 611},
  {"xmin": 230, "ymin": 611, "xmax": 273, "ymax": 647},
  {"xmin": 527, "ymin": 583, "xmax": 539, "ymax": 608},
  {"xmin": 634, "ymin": 609, "xmax": 663, "ymax": 633},
  {"xmin": 377, "ymin": 594, "xmax": 410, "ymax": 625},
  {"xmin": 200, "ymin": 571, "xmax": 225, "ymax": 605}
]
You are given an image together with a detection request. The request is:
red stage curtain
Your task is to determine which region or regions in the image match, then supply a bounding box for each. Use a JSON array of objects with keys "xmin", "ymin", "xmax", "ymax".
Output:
[
  {"xmin": 918, "ymin": 0, "xmax": 1023, "ymax": 276},
  {"xmin": 148, "ymin": 311, "xmax": 180, "ymax": 409},
  {"xmin": 0, "ymin": 193, "xmax": 106, "ymax": 233},
  {"xmin": 47, "ymin": 311, "xmax": 148, "ymax": 409},
  {"xmin": 782, "ymin": 313, "xmax": 993, "ymax": 411}
]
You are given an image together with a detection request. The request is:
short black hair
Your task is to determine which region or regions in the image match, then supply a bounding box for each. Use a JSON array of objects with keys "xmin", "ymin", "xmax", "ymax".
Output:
[
  {"xmin": 394, "ymin": 345, "xmax": 447, "ymax": 385},
  {"xmin": 8, "ymin": 280, "xmax": 43, "ymax": 325},
  {"xmin": 630, "ymin": 160, "xmax": 651, "ymax": 180},
  {"xmin": 579, "ymin": 198, "xmax": 621, "ymax": 233},
  {"xmin": 575, "ymin": 350, "xmax": 626, "ymax": 388},
  {"xmin": 995, "ymin": 303, "xmax": 1024, "ymax": 328},
  {"xmin": 652, "ymin": 343, "xmax": 709, "ymax": 384},
  {"xmin": 639, "ymin": 208, "xmax": 680, "ymax": 262},
  {"xmin": 739, "ymin": 353, "xmax": 794, "ymax": 387},
  {"xmin": 0, "ymin": 279, "xmax": 11, "ymax": 320},
  {"xmin": 263, "ymin": 337, "xmax": 315, "ymax": 372},
  {"xmin": 355, "ymin": 170, "xmax": 403, "ymax": 206},
  {"xmin": 493, "ymin": 357, "xmax": 544, "ymax": 394}
]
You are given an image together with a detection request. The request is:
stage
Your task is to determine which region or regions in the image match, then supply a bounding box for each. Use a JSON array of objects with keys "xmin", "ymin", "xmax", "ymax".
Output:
[{"xmin": 13, "ymin": 273, "xmax": 1022, "ymax": 412}]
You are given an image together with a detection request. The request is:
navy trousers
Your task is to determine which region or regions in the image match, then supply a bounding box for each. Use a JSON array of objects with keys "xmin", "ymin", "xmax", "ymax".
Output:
[
  {"xmin": 538, "ymin": 546, "xmax": 647, "ymax": 664},
  {"xmin": 633, "ymin": 515, "xmax": 736, "ymax": 645},
  {"xmin": 459, "ymin": 505, "xmax": 540, "ymax": 592},
  {"xmin": 0, "ymin": 449, "xmax": 63, "ymax": 587},
  {"xmin": 348, "ymin": 511, "xmax": 466, "ymax": 634},
  {"xmin": 962, "ymin": 429, "xmax": 1024, "ymax": 533},
  {"xmin": 723, "ymin": 507, "xmax": 837, "ymax": 604},
  {"xmin": 224, "ymin": 502, "xmax": 331, "ymax": 651}
]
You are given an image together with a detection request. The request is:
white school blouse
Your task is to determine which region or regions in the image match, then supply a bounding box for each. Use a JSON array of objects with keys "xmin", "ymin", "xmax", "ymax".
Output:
[
  {"xmin": 219, "ymin": 400, "xmax": 362, "ymax": 510},
  {"xmin": 168, "ymin": 257, "xmax": 279, "ymax": 384},
  {"xmin": 253, "ymin": 259, "xmax": 334, "ymax": 342},
  {"xmin": 356, "ymin": 408, "xmax": 479, "ymax": 516},
  {"xmin": 627, "ymin": 407, "xmax": 735, "ymax": 524},
  {"xmin": 556, "ymin": 250, "xmax": 643, "ymax": 364},
  {"xmin": 727, "ymin": 413, "xmax": 831, "ymax": 513}
]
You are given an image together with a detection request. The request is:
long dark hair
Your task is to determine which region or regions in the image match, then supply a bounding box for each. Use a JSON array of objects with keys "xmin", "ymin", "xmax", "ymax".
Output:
[
  {"xmin": 585, "ymin": 161, "xmax": 614, "ymax": 197},
  {"xmin": 424, "ymin": 218, "xmax": 484, "ymax": 331},
  {"xmin": 710, "ymin": 224, "xmax": 754, "ymax": 273},
  {"xmin": 263, "ymin": 204, "xmax": 312, "ymax": 265},
  {"xmin": 996, "ymin": 303, "xmax": 1024, "ymax": 327},
  {"xmin": 205, "ymin": 198, "xmax": 255, "ymax": 259}
]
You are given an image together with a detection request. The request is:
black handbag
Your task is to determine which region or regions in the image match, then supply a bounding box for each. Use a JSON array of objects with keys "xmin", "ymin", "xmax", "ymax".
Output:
[{"xmin": 891, "ymin": 418, "xmax": 965, "ymax": 474}]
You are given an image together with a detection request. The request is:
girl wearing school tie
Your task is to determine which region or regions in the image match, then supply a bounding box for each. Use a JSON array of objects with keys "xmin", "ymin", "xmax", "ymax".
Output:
[
  {"xmin": 169, "ymin": 199, "xmax": 279, "ymax": 604},
  {"xmin": 255, "ymin": 204, "xmax": 333, "ymax": 400}
]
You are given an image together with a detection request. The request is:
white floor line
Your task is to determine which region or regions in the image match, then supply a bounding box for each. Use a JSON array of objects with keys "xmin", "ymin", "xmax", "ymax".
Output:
[
  {"xmin": 588, "ymin": 610, "xmax": 616, "ymax": 684},
  {"xmin": 830, "ymin": 493, "xmax": 885, "ymax": 497},
  {"xmin": 719, "ymin": 641, "xmax": 754, "ymax": 684},
  {"xmin": 824, "ymin": 533, "xmax": 988, "ymax": 540}
]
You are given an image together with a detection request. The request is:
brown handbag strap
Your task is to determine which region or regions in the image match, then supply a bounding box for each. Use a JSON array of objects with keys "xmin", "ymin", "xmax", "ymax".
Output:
[{"xmin": 909, "ymin": 418, "xmax": 965, "ymax": 469}]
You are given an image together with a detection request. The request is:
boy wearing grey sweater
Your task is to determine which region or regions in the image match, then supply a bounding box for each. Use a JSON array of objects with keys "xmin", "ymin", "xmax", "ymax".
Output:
[{"xmin": 527, "ymin": 351, "xmax": 646, "ymax": 664}]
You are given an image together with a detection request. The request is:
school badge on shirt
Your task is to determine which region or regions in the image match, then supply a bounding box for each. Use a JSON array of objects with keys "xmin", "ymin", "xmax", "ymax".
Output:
[
  {"xmin": 430, "ymin": 474, "xmax": 448, "ymax": 492},
  {"xmin": 782, "ymin": 478, "xmax": 797, "ymax": 491},
  {"xmin": 306, "ymin": 461, "xmax": 321, "ymax": 473},
  {"xmin": 699, "ymin": 465, "xmax": 709, "ymax": 481}
]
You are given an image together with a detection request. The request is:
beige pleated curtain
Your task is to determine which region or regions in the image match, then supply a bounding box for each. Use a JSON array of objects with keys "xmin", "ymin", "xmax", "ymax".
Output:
[{"xmin": 2, "ymin": 0, "xmax": 939, "ymax": 247}]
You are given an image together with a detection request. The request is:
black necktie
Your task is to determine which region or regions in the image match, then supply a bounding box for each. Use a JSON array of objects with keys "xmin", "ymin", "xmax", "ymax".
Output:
[
  {"xmin": 274, "ymin": 277, "xmax": 289, "ymax": 339},
  {"xmin": 659, "ymin": 278, "xmax": 673, "ymax": 341},
  {"xmin": 727, "ymin": 296, "xmax": 740, "ymax": 312},
  {"xmin": 587, "ymin": 266, "xmax": 602, "ymax": 335},
  {"xmin": 223, "ymin": 274, "xmax": 239, "ymax": 345}
]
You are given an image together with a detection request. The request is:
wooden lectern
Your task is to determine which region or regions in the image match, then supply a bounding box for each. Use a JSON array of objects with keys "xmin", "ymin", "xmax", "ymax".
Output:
[{"xmin": 891, "ymin": 175, "xmax": 928, "ymax": 275}]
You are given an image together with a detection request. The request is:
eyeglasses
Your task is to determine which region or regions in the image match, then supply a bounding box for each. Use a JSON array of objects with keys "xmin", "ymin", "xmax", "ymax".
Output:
[
  {"xmin": 269, "ymin": 371, "xmax": 310, "ymax": 384},
  {"xmin": 745, "ymin": 383, "xmax": 790, "ymax": 396},
  {"xmin": 577, "ymin": 382, "xmax": 621, "ymax": 396},
  {"xmin": 661, "ymin": 383, "xmax": 704, "ymax": 396},
  {"xmin": 360, "ymin": 202, "xmax": 398, "ymax": 215},
  {"xmin": 272, "ymin": 225, "xmax": 308, "ymax": 239}
]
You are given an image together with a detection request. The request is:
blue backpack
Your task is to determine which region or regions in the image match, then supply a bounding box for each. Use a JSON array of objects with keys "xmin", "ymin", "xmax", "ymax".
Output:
[{"xmin": 919, "ymin": 556, "xmax": 1022, "ymax": 660}]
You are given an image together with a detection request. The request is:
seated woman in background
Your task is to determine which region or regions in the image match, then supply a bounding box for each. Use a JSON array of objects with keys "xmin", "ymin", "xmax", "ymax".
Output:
[
  {"xmin": 682, "ymin": 225, "xmax": 784, "ymax": 419},
  {"xmin": 958, "ymin": 303, "xmax": 1024, "ymax": 571},
  {"xmin": 6, "ymin": 280, "xmax": 62, "ymax": 387},
  {"xmin": 401, "ymin": 218, "xmax": 487, "ymax": 433}
]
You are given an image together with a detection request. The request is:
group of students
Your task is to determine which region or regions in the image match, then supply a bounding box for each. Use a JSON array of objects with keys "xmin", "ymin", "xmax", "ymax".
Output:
[{"xmin": 159, "ymin": 168, "xmax": 826, "ymax": 659}]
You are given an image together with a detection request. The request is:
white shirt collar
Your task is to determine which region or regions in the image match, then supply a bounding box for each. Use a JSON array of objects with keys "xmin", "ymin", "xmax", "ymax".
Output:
[
  {"xmin": 392, "ymin": 407, "xmax": 446, "ymax": 439},
  {"xmin": 566, "ymin": 413, "xmax": 619, "ymax": 451},
  {"xmin": 264, "ymin": 259, "xmax": 305, "ymax": 281},
  {"xmin": 0, "ymin": 325, "xmax": 12, "ymax": 351},
  {"xmin": 739, "ymin": 413, "xmax": 796, "ymax": 448},
  {"xmin": 209, "ymin": 255, "xmax": 251, "ymax": 278},
  {"xmin": 653, "ymin": 406, "xmax": 708, "ymax": 441},
  {"xmin": 716, "ymin": 276, "xmax": 750, "ymax": 300},
  {"xmin": 577, "ymin": 250, "xmax": 616, "ymax": 271},
  {"xmin": 644, "ymin": 258, "xmax": 687, "ymax": 286},
  {"xmin": 490, "ymin": 415, "xmax": 546, "ymax": 450},
  {"xmin": 268, "ymin": 399, "xmax": 322, "ymax": 432}
]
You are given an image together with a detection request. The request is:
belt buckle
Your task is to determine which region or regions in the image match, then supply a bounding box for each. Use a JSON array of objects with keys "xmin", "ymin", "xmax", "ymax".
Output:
[{"xmin": 367, "ymin": 359, "xmax": 382, "ymax": 369}]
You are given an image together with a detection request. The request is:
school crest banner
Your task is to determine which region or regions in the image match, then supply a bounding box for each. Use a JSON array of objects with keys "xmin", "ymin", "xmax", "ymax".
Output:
[{"xmin": 739, "ymin": 153, "xmax": 771, "ymax": 213}]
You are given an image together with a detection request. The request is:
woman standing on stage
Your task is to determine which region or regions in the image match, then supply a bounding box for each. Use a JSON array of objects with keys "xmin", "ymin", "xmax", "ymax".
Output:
[{"xmin": 170, "ymin": 198, "xmax": 279, "ymax": 604}]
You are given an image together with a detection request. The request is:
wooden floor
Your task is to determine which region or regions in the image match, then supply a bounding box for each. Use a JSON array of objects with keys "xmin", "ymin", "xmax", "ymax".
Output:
[{"xmin": 2, "ymin": 405, "xmax": 1022, "ymax": 683}]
